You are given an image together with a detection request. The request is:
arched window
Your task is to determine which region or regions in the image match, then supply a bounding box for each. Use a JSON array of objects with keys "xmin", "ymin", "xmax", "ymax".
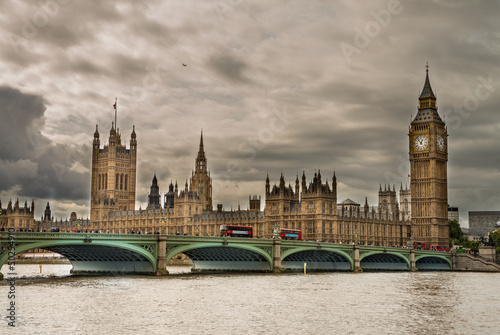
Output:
[
  {"xmin": 125, "ymin": 175, "xmax": 128, "ymax": 190},
  {"xmin": 116, "ymin": 174, "xmax": 119, "ymax": 189},
  {"xmin": 105, "ymin": 174, "xmax": 108, "ymax": 189},
  {"xmin": 98, "ymin": 174, "xmax": 101, "ymax": 190},
  {"xmin": 120, "ymin": 174, "xmax": 123, "ymax": 190}
]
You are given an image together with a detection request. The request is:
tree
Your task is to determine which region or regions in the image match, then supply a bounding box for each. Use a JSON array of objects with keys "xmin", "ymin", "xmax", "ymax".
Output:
[
  {"xmin": 490, "ymin": 230, "xmax": 500, "ymax": 254},
  {"xmin": 449, "ymin": 219, "xmax": 463, "ymax": 241}
]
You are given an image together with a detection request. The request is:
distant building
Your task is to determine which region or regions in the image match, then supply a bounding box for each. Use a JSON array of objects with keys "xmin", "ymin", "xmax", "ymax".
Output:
[
  {"xmin": 448, "ymin": 205, "xmax": 459, "ymax": 222},
  {"xmin": 468, "ymin": 211, "xmax": 500, "ymax": 237}
]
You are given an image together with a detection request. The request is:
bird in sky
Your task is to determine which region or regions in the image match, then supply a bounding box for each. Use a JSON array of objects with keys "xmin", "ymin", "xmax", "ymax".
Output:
[{"xmin": 182, "ymin": 63, "xmax": 187, "ymax": 66}]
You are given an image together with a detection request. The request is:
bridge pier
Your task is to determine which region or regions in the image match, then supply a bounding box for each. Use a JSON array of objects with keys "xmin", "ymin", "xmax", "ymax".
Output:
[
  {"xmin": 273, "ymin": 239, "xmax": 283, "ymax": 273},
  {"xmin": 410, "ymin": 249, "xmax": 418, "ymax": 271},
  {"xmin": 353, "ymin": 244, "xmax": 363, "ymax": 272},
  {"xmin": 155, "ymin": 235, "xmax": 169, "ymax": 276}
]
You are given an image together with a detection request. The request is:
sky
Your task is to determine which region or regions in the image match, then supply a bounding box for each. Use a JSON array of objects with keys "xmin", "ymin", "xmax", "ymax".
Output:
[{"xmin": 0, "ymin": 0, "xmax": 499, "ymax": 227}]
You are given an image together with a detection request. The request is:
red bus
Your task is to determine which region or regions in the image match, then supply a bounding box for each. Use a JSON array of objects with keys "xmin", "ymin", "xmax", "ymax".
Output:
[
  {"xmin": 430, "ymin": 245, "xmax": 449, "ymax": 252},
  {"xmin": 413, "ymin": 241, "xmax": 426, "ymax": 249},
  {"xmin": 220, "ymin": 225, "xmax": 253, "ymax": 238},
  {"xmin": 279, "ymin": 228, "xmax": 302, "ymax": 240}
]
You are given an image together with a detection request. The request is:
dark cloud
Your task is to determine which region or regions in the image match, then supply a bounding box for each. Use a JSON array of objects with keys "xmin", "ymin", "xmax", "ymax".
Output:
[
  {"xmin": 0, "ymin": 87, "xmax": 89, "ymax": 202},
  {"xmin": 207, "ymin": 52, "xmax": 252, "ymax": 84}
]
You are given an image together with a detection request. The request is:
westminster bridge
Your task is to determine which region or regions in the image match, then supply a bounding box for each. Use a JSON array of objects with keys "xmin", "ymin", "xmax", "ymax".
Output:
[{"xmin": 0, "ymin": 232, "xmax": 458, "ymax": 279}]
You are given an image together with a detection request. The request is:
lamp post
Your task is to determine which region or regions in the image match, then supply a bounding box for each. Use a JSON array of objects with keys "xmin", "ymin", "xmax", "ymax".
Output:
[
  {"xmin": 273, "ymin": 223, "xmax": 280, "ymax": 239},
  {"xmin": 76, "ymin": 220, "xmax": 82, "ymax": 233},
  {"xmin": 195, "ymin": 225, "xmax": 200, "ymax": 236},
  {"xmin": 355, "ymin": 230, "xmax": 358, "ymax": 245},
  {"xmin": 160, "ymin": 216, "xmax": 167, "ymax": 235}
]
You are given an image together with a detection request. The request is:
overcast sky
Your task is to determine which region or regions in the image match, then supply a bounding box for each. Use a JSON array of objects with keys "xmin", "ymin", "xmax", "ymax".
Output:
[{"xmin": 0, "ymin": 0, "xmax": 499, "ymax": 227}]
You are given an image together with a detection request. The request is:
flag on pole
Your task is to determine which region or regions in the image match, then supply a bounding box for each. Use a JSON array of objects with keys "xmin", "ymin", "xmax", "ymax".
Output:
[{"xmin": 113, "ymin": 98, "xmax": 117, "ymax": 109}]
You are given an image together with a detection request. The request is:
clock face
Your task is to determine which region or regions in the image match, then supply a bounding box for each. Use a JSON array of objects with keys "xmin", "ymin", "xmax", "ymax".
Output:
[
  {"xmin": 414, "ymin": 135, "xmax": 428, "ymax": 151},
  {"xmin": 438, "ymin": 135, "xmax": 445, "ymax": 151}
]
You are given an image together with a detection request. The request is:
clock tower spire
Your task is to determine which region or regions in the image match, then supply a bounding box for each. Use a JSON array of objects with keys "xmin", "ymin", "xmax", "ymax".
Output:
[{"xmin": 409, "ymin": 64, "xmax": 449, "ymax": 247}]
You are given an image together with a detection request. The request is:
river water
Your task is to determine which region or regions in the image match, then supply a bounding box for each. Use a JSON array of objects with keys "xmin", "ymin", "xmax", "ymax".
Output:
[{"xmin": 1, "ymin": 265, "xmax": 499, "ymax": 334}]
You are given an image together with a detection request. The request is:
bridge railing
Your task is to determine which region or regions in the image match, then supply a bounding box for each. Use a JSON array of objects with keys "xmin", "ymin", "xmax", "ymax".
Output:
[{"xmin": 0, "ymin": 231, "xmax": 158, "ymax": 241}]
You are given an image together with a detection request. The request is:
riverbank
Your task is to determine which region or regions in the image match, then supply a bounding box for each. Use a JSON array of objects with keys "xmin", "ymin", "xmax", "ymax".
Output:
[{"xmin": 15, "ymin": 258, "xmax": 71, "ymax": 264}]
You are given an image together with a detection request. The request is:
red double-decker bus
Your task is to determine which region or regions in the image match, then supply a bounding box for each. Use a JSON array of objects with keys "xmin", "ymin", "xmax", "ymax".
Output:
[
  {"xmin": 430, "ymin": 245, "xmax": 449, "ymax": 252},
  {"xmin": 413, "ymin": 241, "xmax": 426, "ymax": 249},
  {"xmin": 279, "ymin": 228, "xmax": 302, "ymax": 240},
  {"xmin": 219, "ymin": 225, "xmax": 253, "ymax": 238}
]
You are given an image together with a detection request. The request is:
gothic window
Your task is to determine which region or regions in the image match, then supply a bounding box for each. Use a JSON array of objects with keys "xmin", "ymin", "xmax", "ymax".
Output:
[
  {"xmin": 179, "ymin": 206, "xmax": 183, "ymax": 215},
  {"xmin": 120, "ymin": 174, "xmax": 123, "ymax": 190},
  {"xmin": 125, "ymin": 175, "xmax": 128, "ymax": 190},
  {"xmin": 308, "ymin": 221, "xmax": 314, "ymax": 234},
  {"xmin": 308, "ymin": 202, "xmax": 314, "ymax": 213},
  {"xmin": 272, "ymin": 204, "xmax": 277, "ymax": 213},
  {"xmin": 322, "ymin": 202, "xmax": 325, "ymax": 214},
  {"xmin": 105, "ymin": 174, "xmax": 108, "ymax": 189},
  {"xmin": 189, "ymin": 206, "xmax": 192, "ymax": 216},
  {"xmin": 116, "ymin": 174, "xmax": 119, "ymax": 189},
  {"xmin": 98, "ymin": 174, "xmax": 101, "ymax": 190}
]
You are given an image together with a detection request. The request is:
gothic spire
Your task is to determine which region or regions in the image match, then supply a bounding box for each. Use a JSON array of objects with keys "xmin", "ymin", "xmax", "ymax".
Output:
[
  {"xmin": 195, "ymin": 130, "xmax": 207, "ymax": 172},
  {"xmin": 419, "ymin": 62, "xmax": 436, "ymax": 101},
  {"xmin": 413, "ymin": 63, "xmax": 443, "ymax": 123}
]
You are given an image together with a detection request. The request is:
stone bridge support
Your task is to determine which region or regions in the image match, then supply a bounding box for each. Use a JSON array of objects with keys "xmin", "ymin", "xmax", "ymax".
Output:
[
  {"xmin": 273, "ymin": 239, "xmax": 282, "ymax": 273},
  {"xmin": 410, "ymin": 249, "xmax": 418, "ymax": 271},
  {"xmin": 353, "ymin": 244, "xmax": 362, "ymax": 272},
  {"xmin": 156, "ymin": 235, "xmax": 169, "ymax": 276}
]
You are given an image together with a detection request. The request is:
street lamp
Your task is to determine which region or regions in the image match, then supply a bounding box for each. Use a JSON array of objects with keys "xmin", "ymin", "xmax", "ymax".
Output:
[
  {"xmin": 195, "ymin": 225, "xmax": 200, "ymax": 236},
  {"xmin": 273, "ymin": 223, "xmax": 280, "ymax": 239},
  {"xmin": 76, "ymin": 220, "xmax": 82, "ymax": 233},
  {"xmin": 355, "ymin": 230, "xmax": 358, "ymax": 245},
  {"xmin": 160, "ymin": 216, "xmax": 167, "ymax": 234}
]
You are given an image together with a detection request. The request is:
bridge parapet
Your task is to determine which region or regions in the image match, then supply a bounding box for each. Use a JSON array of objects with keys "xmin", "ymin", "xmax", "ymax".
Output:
[
  {"xmin": 0, "ymin": 233, "xmax": 456, "ymax": 278},
  {"xmin": 0, "ymin": 232, "xmax": 158, "ymax": 241}
]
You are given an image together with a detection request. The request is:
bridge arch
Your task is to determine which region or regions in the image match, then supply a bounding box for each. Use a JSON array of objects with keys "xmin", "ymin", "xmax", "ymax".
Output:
[
  {"xmin": 166, "ymin": 243, "xmax": 273, "ymax": 271},
  {"xmin": 0, "ymin": 240, "xmax": 157, "ymax": 275},
  {"xmin": 281, "ymin": 247, "xmax": 353, "ymax": 271},
  {"xmin": 415, "ymin": 255, "xmax": 452, "ymax": 270},
  {"xmin": 360, "ymin": 251, "xmax": 410, "ymax": 270}
]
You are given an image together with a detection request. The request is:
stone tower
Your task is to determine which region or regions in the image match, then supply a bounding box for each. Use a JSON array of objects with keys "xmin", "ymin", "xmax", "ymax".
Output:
[
  {"xmin": 399, "ymin": 183, "xmax": 411, "ymax": 221},
  {"xmin": 147, "ymin": 173, "xmax": 161, "ymax": 210},
  {"xmin": 90, "ymin": 121, "xmax": 137, "ymax": 221},
  {"xmin": 378, "ymin": 184, "xmax": 397, "ymax": 218},
  {"xmin": 408, "ymin": 64, "xmax": 449, "ymax": 246},
  {"xmin": 190, "ymin": 131, "xmax": 212, "ymax": 211}
]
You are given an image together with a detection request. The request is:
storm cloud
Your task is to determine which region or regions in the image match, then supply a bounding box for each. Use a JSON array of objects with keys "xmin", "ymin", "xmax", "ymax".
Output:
[{"xmin": 0, "ymin": 0, "xmax": 499, "ymax": 224}]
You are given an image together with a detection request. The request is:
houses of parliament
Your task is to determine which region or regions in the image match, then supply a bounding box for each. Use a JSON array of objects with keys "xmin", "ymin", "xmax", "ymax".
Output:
[{"xmin": 0, "ymin": 67, "xmax": 450, "ymax": 247}]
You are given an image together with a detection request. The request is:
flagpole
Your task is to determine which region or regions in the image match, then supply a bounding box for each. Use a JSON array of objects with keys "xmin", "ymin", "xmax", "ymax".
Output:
[{"xmin": 114, "ymin": 98, "xmax": 117, "ymax": 130}]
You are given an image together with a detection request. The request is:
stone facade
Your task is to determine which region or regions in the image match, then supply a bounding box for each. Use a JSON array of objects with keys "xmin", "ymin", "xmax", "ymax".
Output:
[
  {"xmin": 91, "ymin": 134, "xmax": 413, "ymax": 246},
  {"xmin": 90, "ymin": 123, "xmax": 137, "ymax": 222},
  {"xmin": 408, "ymin": 65, "xmax": 449, "ymax": 246},
  {"xmin": 0, "ymin": 199, "xmax": 35, "ymax": 231},
  {"xmin": 38, "ymin": 203, "xmax": 91, "ymax": 232},
  {"xmin": 87, "ymin": 68, "xmax": 448, "ymax": 247}
]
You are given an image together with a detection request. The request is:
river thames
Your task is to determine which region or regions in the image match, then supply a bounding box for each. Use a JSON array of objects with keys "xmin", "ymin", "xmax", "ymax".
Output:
[{"xmin": 1, "ymin": 265, "xmax": 499, "ymax": 334}]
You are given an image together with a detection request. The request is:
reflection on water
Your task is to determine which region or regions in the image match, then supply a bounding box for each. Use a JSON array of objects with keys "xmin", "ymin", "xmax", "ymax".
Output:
[{"xmin": 1, "ymin": 265, "xmax": 499, "ymax": 335}]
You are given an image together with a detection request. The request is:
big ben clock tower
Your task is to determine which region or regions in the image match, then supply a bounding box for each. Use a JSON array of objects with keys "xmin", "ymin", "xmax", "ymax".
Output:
[{"xmin": 409, "ymin": 64, "xmax": 449, "ymax": 247}]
